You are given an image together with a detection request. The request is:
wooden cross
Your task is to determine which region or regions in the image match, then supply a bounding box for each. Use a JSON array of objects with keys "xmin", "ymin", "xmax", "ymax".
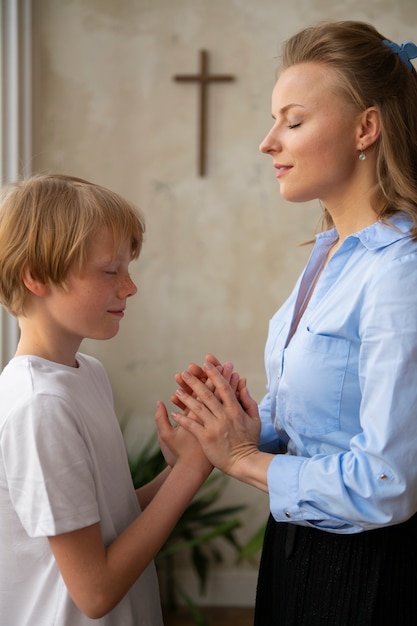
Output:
[{"xmin": 174, "ymin": 50, "xmax": 235, "ymax": 176}]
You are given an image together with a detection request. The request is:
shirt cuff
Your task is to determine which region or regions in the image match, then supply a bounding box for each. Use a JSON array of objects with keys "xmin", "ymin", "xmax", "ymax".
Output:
[{"xmin": 267, "ymin": 453, "xmax": 306, "ymax": 522}]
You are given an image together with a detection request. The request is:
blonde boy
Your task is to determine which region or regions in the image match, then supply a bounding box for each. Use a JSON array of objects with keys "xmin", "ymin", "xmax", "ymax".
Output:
[{"xmin": 0, "ymin": 174, "xmax": 212, "ymax": 625}]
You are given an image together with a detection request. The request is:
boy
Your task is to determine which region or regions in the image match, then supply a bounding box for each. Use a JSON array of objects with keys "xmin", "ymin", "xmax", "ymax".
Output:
[{"xmin": 0, "ymin": 174, "xmax": 213, "ymax": 625}]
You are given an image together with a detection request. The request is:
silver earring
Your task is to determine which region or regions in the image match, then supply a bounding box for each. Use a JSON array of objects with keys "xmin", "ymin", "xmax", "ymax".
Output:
[{"xmin": 359, "ymin": 148, "xmax": 366, "ymax": 161}]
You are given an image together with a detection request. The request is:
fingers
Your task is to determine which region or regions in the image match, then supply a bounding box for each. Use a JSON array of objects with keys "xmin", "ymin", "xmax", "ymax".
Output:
[
  {"xmin": 237, "ymin": 380, "xmax": 259, "ymax": 418},
  {"xmin": 154, "ymin": 399, "xmax": 168, "ymax": 421},
  {"xmin": 178, "ymin": 364, "xmax": 237, "ymax": 414},
  {"xmin": 174, "ymin": 384, "xmax": 220, "ymax": 420},
  {"xmin": 202, "ymin": 361, "xmax": 238, "ymax": 404},
  {"xmin": 188, "ymin": 362, "xmax": 209, "ymax": 380},
  {"xmin": 171, "ymin": 365, "xmax": 207, "ymax": 411},
  {"xmin": 230, "ymin": 371, "xmax": 240, "ymax": 393},
  {"xmin": 205, "ymin": 353, "xmax": 223, "ymax": 368},
  {"xmin": 171, "ymin": 355, "xmax": 242, "ymax": 415},
  {"xmin": 172, "ymin": 357, "xmax": 228, "ymax": 409},
  {"xmin": 154, "ymin": 400, "xmax": 171, "ymax": 436}
]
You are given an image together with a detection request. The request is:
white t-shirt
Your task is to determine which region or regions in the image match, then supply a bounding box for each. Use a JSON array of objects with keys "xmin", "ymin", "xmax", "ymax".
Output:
[{"xmin": 0, "ymin": 353, "xmax": 163, "ymax": 626}]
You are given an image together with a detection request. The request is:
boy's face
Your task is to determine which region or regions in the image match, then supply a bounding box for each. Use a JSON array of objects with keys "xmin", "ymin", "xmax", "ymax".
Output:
[{"xmin": 45, "ymin": 228, "xmax": 138, "ymax": 350}]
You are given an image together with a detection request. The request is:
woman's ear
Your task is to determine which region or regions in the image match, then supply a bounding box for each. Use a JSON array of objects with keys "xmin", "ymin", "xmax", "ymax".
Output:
[
  {"xmin": 357, "ymin": 106, "xmax": 381, "ymax": 151},
  {"xmin": 22, "ymin": 267, "xmax": 51, "ymax": 297}
]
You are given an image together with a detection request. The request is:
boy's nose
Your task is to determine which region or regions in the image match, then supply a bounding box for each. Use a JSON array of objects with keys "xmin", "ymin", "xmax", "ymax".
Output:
[{"xmin": 120, "ymin": 274, "xmax": 137, "ymax": 298}]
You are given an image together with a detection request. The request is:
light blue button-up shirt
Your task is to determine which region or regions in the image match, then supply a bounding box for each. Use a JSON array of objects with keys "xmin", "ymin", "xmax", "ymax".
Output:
[{"xmin": 259, "ymin": 214, "xmax": 417, "ymax": 533}]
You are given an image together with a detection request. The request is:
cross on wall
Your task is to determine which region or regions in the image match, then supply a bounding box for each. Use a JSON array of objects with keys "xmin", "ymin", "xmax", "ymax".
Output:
[{"xmin": 174, "ymin": 50, "xmax": 235, "ymax": 177}]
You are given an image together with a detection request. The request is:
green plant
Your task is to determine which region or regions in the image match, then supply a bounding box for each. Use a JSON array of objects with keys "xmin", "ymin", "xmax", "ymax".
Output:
[
  {"xmin": 238, "ymin": 522, "xmax": 266, "ymax": 563},
  {"xmin": 125, "ymin": 427, "xmax": 247, "ymax": 626}
]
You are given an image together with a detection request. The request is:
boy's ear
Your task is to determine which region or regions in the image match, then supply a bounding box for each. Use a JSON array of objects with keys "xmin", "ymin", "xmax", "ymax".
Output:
[{"xmin": 22, "ymin": 267, "xmax": 51, "ymax": 297}]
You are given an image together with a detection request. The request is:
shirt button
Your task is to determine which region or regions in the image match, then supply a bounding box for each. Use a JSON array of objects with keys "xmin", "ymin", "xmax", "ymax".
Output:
[
  {"xmin": 285, "ymin": 511, "xmax": 291, "ymax": 518},
  {"xmin": 379, "ymin": 473, "xmax": 388, "ymax": 480}
]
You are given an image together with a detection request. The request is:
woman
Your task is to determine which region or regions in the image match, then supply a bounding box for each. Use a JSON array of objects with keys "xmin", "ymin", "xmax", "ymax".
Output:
[{"xmin": 168, "ymin": 21, "xmax": 417, "ymax": 625}]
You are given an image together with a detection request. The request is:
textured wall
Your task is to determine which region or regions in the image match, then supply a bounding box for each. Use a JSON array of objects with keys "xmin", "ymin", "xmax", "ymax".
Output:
[{"xmin": 32, "ymin": 0, "xmax": 417, "ymax": 604}]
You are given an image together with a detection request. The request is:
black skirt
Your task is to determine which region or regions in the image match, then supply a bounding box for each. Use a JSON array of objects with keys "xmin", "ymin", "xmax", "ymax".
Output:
[{"xmin": 254, "ymin": 512, "xmax": 417, "ymax": 626}]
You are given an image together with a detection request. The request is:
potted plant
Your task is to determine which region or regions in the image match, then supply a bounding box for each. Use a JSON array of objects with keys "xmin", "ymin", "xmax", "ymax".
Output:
[{"xmin": 124, "ymin": 423, "xmax": 248, "ymax": 626}]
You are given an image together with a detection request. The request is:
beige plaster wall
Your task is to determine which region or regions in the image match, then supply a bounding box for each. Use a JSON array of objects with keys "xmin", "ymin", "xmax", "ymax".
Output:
[{"xmin": 32, "ymin": 0, "xmax": 417, "ymax": 604}]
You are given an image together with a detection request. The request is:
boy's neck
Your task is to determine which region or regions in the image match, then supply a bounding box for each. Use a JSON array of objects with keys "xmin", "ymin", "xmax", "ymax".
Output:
[
  {"xmin": 16, "ymin": 319, "xmax": 80, "ymax": 368},
  {"xmin": 15, "ymin": 344, "xmax": 80, "ymax": 368}
]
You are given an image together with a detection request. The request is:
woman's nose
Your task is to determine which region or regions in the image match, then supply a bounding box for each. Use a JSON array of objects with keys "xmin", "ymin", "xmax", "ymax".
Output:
[{"xmin": 259, "ymin": 126, "xmax": 278, "ymax": 154}]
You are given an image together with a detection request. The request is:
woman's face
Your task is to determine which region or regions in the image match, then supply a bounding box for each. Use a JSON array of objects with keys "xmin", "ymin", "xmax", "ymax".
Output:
[{"xmin": 259, "ymin": 62, "xmax": 363, "ymax": 207}]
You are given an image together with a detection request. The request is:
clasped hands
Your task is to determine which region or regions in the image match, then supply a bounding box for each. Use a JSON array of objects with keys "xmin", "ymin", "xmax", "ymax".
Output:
[{"xmin": 168, "ymin": 354, "xmax": 261, "ymax": 478}]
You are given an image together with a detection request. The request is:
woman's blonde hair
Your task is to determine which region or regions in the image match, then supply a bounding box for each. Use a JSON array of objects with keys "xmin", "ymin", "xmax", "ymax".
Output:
[
  {"xmin": 281, "ymin": 20, "xmax": 417, "ymax": 238},
  {"xmin": 0, "ymin": 173, "xmax": 145, "ymax": 316}
]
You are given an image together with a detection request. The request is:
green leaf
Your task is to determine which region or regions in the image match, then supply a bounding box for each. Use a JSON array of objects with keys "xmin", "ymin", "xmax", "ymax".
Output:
[
  {"xmin": 191, "ymin": 547, "xmax": 209, "ymax": 593},
  {"xmin": 176, "ymin": 584, "xmax": 209, "ymax": 626},
  {"xmin": 238, "ymin": 523, "xmax": 267, "ymax": 562},
  {"xmin": 157, "ymin": 519, "xmax": 242, "ymax": 559},
  {"xmin": 121, "ymin": 422, "xmax": 251, "ymax": 625}
]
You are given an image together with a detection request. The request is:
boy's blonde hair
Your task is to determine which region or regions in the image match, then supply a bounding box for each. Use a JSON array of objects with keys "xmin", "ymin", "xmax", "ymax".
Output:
[{"xmin": 0, "ymin": 173, "xmax": 145, "ymax": 317}]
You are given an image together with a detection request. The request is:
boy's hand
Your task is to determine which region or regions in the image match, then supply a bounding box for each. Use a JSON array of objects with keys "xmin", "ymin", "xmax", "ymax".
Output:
[{"xmin": 154, "ymin": 400, "xmax": 213, "ymax": 478}]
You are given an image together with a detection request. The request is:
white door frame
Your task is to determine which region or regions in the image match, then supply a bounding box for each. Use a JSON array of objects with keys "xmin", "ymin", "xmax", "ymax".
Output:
[{"xmin": 0, "ymin": 0, "xmax": 32, "ymax": 369}]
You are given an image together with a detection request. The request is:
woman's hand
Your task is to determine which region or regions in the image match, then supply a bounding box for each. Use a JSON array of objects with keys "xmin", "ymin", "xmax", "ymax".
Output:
[
  {"xmin": 170, "ymin": 354, "xmax": 239, "ymax": 411},
  {"xmin": 171, "ymin": 362, "xmax": 262, "ymax": 479}
]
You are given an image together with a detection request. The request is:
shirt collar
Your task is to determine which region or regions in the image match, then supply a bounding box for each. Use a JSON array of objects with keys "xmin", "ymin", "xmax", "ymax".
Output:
[{"xmin": 315, "ymin": 213, "xmax": 413, "ymax": 251}]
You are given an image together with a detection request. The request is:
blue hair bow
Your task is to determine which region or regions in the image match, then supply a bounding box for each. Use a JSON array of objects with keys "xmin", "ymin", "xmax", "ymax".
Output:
[{"xmin": 382, "ymin": 39, "xmax": 417, "ymax": 72}]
